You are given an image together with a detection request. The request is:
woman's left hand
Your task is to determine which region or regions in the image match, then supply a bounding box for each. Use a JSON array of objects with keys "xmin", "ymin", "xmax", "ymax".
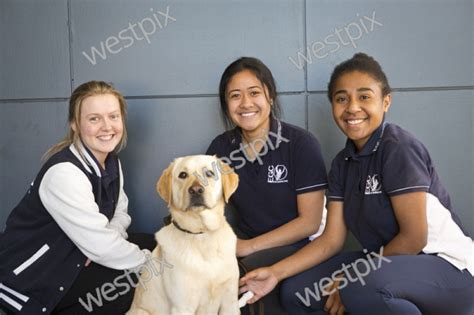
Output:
[
  {"xmin": 324, "ymin": 277, "xmax": 345, "ymax": 315},
  {"xmin": 237, "ymin": 238, "xmax": 256, "ymax": 257},
  {"xmin": 239, "ymin": 266, "xmax": 279, "ymax": 303}
]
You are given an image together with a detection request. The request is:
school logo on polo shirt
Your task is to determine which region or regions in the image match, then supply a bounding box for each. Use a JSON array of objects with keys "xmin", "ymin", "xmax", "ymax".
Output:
[
  {"xmin": 268, "ymin": 164, "xmax": 288, "ymax": 183},
  {"xmin": 365, "ymin": 174, "xmax": 382, "ymax": 195}
]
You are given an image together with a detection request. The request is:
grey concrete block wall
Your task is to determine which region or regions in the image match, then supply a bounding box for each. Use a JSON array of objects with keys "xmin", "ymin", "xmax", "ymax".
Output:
[
  {"xmin": 1, "ymin": 0, "xmax": 473, "ymax": 237},
  {"xmin": 70, "ymin": 0, "xmax": 306, "ymax": 95},
  {"xmin": 305, "ymin": 0, "xmax": 473, "ymax": 90},
  {"xmin": 0, "ymin": 0, "xmax": 71, "ymax": 98},
  {"xmin": 0, "ymin": 101, "xmax": 69, "ymax": 227}
]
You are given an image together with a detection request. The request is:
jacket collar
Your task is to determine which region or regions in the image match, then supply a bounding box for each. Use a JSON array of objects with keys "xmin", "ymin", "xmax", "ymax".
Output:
[
  {"xmin": 228, "ymin": 116, "xmax": 282, "ymax": 149},
  {"xmin": 69, "ymin": 142, "xmax": 118, "ymax": 183}
]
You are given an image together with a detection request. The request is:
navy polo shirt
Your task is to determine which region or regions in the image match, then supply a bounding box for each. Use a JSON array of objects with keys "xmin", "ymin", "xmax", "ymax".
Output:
[
  {"xmin": 328, "ymin": 122, "xmax": 472, "ymax": 272},
  {"xmin": 207, "ymin": 119, "xmax": 328, "ymax": 243}
]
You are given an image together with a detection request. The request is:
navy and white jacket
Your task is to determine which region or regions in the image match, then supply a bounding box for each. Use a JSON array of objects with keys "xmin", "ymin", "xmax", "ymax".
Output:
[{"xmin": 0, "ymin": 143, "xmax": 147, "ymax": 314}]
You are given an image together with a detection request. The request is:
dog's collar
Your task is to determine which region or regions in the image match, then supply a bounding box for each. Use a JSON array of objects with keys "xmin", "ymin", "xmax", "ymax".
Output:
[{"xmin": 172, "ymin": 220, "xmax": 204, "ymax": 235}]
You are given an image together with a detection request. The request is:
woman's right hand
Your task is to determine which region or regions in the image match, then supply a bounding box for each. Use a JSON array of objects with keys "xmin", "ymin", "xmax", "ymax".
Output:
[{"xmin": 239, "ymin": 267, "xmax": 279, "ymax": 303}]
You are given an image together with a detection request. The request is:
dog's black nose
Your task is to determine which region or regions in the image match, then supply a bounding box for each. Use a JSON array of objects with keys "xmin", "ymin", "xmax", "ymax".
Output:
[{"xmin": 188, "ymin": 185, "xmax": 204, "ymax": 195}]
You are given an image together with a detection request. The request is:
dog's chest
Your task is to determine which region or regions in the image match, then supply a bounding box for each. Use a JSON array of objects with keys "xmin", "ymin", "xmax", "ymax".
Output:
[{"xmin": 158, "ymin": 228, "xmax": 236, "ymax": 277}]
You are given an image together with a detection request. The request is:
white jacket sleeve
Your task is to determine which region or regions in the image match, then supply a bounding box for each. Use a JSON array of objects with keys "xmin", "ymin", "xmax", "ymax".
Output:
[
  {"xmin": 106, "ymin": 160, "xmax": 131, "ymax": 239},
  {"xmin": 39, "ymin": 162, "xmax": 147, "ymax": 270}
]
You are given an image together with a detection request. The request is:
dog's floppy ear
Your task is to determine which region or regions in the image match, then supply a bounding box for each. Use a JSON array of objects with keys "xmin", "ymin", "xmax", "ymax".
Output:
[
  {"xmin": 219, "ymin": 161, "xmax": 239, "ymax": 203},
  {"xmin": 157, "ymin": 162, "xmax": 174, "ymax": 206}
]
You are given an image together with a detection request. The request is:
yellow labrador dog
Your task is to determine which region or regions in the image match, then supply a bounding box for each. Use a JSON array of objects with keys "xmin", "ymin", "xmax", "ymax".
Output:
[{"xmin": 128, "ymin": 155, "xmax": 240, "ymax": 315}]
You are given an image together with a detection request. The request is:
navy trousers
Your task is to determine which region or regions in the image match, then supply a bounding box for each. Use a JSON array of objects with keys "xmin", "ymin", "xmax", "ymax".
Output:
[{"xmin": 281, "ymin": 252, "xmax": 474, "ymax": 315}]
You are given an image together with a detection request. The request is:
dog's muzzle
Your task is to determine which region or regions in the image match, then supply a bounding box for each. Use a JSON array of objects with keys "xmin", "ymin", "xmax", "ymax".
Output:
[{"xmin": 187, "ymin": 184, "xmax": 207, "ymax": 209}]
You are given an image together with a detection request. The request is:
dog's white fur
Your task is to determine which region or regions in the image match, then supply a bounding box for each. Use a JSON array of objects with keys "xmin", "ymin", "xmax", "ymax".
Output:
[{"xmin": 127, "ymin": 155, "xmax": 240, "ymax": 315}]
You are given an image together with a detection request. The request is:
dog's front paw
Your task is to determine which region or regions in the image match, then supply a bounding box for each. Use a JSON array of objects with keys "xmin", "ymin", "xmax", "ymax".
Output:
[{"xmin": 200, "ymin": 209, "xmax": 220, "ymax": 231}]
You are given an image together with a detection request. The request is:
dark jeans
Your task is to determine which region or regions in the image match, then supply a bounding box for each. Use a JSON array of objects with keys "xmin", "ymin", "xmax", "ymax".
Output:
[{"xmin": 52, "ymin": 233, "xmax": 156, "ymax": 315}]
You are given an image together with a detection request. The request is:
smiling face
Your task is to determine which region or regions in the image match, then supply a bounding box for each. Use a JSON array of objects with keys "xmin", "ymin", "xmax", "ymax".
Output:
[
  {"xmin": 331, "ymin": 71, "xmax": 391, "ymax": 151},
  {"xmin": 225, "ymin": 70, "xmax": 272, "ymax": 138},
  {"xmin": 74, "ymin": 93, "xmax": 124, "ymax": 166}
]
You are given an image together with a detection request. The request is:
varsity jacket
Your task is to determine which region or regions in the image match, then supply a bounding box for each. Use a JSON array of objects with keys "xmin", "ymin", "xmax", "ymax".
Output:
[{"xmin": 0, "ymin": 143, "xmax": 147, "ymax": 313}]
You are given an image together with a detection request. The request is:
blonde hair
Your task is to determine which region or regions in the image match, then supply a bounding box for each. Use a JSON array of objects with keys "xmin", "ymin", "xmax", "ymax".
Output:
[{"xmin": 43, "ymin": 81, "xmax": 128, "ymax": 161}]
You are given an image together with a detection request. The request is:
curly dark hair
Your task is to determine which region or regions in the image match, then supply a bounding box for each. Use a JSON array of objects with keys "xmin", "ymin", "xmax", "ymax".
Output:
[{"xmin": 327, "ymin": 53, "xmax": 391, "ymax": 101}]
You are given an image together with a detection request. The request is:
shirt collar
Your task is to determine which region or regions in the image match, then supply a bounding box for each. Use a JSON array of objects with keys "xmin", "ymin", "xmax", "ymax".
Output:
[
  {"xmin": 344, "ymin": 119, "xmax": 387, "ymax": 158},
  {"xmin": 228, "ymin": 116, "xmax": 282, "ymax": 148}
]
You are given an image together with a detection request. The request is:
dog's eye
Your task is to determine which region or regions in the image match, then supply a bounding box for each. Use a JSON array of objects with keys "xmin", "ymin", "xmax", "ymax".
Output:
[
  {"xmin": 178, "ymin": 172, "xmax": 188, "ymax": 179},
  {"xmin": 205, "ymin": 170, "xmax": 215, "ymax": 178}
]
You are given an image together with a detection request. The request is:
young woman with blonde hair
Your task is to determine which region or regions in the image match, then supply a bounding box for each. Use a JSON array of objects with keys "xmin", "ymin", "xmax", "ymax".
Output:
[{"xmin": 0, "ymin": 81, "xmax": 155, "ymax": 314}]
